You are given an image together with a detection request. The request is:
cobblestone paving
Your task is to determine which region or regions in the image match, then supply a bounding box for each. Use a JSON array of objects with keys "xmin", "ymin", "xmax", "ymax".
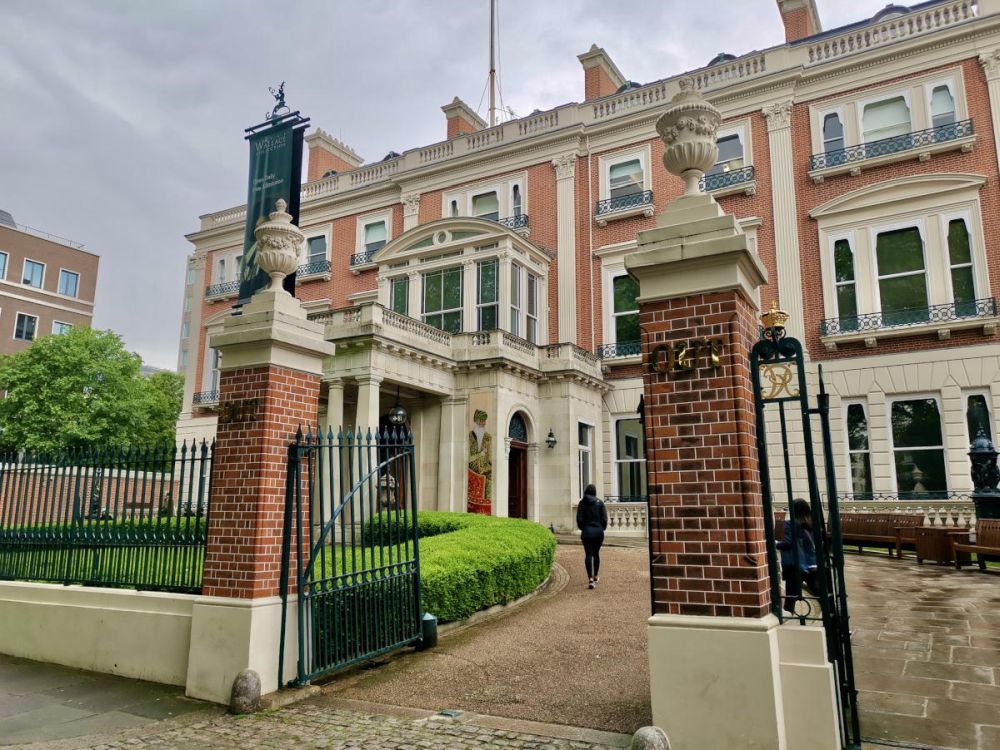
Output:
[{"xmin": 24, "ymin": 701, "xmax": 626, "ymax": 750}]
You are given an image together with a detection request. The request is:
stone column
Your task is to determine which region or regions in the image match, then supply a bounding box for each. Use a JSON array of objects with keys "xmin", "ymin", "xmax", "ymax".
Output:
[
  {"xmin": 438, "ymin": 396, "xmax": 467, "ymax": 512},
  {"xmin": 763, "ymin": 99, "xmax": 806, "ymax": 343},
  {"xmin": 325, "ymin": 378, "xmax": 345, "ymax": 433},
  {"xmin": 626, "ymin": 80, "xmax": 840, "ymax": 750},
  {"xmin": 402, "ymin": 193, "xmax": 421, "ymax": 232},
  {"xmin": 356, "ymin": 375, "xmax": 382, "ymax": 431},
  {"xmin": 980, "ymin": 50, "xmax": 1000, "ymax": 170},
  {"xmin": 187, "ymin": 200, "xmax": 334, "ymax": 705},
  {"xmin": 552, "ymin": 153, "xmax": 578, "ymax": 343}
]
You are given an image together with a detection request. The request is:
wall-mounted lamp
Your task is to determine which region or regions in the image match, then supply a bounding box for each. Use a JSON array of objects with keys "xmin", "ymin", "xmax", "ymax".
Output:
[{"xmin": 545, "ymin": 429, "xmax": 557, "ymax": 449}]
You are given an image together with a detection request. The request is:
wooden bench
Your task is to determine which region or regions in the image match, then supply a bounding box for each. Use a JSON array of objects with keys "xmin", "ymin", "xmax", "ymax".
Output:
[
  {"xmin": 773, "ymin": 511, "xmax": 925, "ymax": 558},
  {"xmin": 891, "ymin": 514, "xmax": 926, "ymax": 558},
  {"xmin": 953, "ymin": 519, "xmax": 1000, "ymax": 571}
]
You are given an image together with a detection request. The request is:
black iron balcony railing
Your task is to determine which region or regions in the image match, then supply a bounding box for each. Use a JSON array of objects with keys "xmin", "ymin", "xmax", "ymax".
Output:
[
  {"xmin": 350, "ymin": 250, "xmax": 377, "ymax": 266},
  {"xmin": 495, "ymin": 213, "xmax": 529, "ymax": 230},
  {"xmin": 810, "ymin": 119, "xmax": 974, "ymax": 170},
  {"xmin": 298, "ymin": 259, "xmax": 332, "ymax": 277},
  {"xmin": 205, "ymin": 280, "xmax": 240, "ymax": 298},
  {"xmin": 192, "ymin": 390, "xmax": 219, "ymax": 405},
  {"xmin": 595, "ymin": 190, "xmax": 654, "ymax": 217},
  {"xmin": 821, "ymin": 297, "xmax": 996, "ymax": 336},
  {"xmin": 597, "ymin": 341, "xmax": 642, "ymax": 359},
  {"xmin": 700, "ymin": 165, "xmax": 755, "ymax": 192}
]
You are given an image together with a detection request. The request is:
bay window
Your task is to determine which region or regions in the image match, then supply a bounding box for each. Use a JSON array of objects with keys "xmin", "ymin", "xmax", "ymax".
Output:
[
  {"xmin": 423, "ymin": 267, "xmax": 463, "ymax": 333},
  {"xmin": 477, "ymin": 259, "xmax": 498, "ymax": 330},
  {"xmin": 614, "ymin": 418, "xmax": 646, "ymax": 501},
  {"xmin": 845, "ymin": 402, "xmax": 872, "ymax": 498},
  {"xmin": 875, "ymin": 226, "xmax": 928, "ymax": 326},
  {"xmin": 510, "ymin": 265, "xmax": 521, "ymax": 337},
  {"xmin": 390, "ymin": 276, "xmax": 408, "ymax": 316},
  {"xmin": 526, "ymin": 273, "xmax": 538, "ymax": 344},
  {"xmin": 890, "ymin": 397, "xmax": 947, "ymax": 498}
]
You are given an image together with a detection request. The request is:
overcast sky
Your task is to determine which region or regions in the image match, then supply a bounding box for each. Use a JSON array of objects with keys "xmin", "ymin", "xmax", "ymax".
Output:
[{"xmin": 1, "ymin": 0, "xmax": 888, "ymax": 369}]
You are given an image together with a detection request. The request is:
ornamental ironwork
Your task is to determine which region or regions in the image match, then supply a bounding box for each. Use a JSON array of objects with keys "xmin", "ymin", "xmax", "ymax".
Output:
[
  {"xmin": 821, "ymin": 297, "xmax": 996, "ymax": 336},
  {"xmin": 810, "ymin": 119, "xmax": 974, "ymax": 170},
  {"xmin": 298, "ymin": 259, "xmax": 332, "ymax": 277},
  {"xmin": 495, "ymin": 214, "xmax": 529, "ymax": 230},
  {"xmin": 700, "ymin": 165, "xmax": 755, "ymax": 192},
  {"xmin": 595, "ymin": 190, "xmax": 654, "ymax": 216},
  {"xmin": 205, "ymin": 280, "xmax": 240, "ymax": 297},
  {"xmin": 597, "ymin": 341, "xmax": 642, "ymax": 359},
  {"xmin": 192, "ymin": 390, "xmax": 220, "ymax": 405},
  {"xmin": 508, "ymin": 412, "xmax": 528, "ymax": 443},
  {"xmin": 350, "ymin": 250, "xmax": 377, "ymax": 266}
]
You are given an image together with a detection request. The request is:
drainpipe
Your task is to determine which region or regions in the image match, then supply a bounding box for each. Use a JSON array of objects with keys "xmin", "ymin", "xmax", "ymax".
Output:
[{"xmin": 586, "ymin": 134, "xmax": 596, "ymax": 349}]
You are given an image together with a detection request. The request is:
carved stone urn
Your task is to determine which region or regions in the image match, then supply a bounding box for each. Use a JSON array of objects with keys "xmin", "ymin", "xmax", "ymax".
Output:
[
  {"xmin": 254, "ymin": 198, "xmax": 303, "ymax": 293},
  {"xmin": 655, "ymin": 78, "xmax": 722, "ymax": 196}
]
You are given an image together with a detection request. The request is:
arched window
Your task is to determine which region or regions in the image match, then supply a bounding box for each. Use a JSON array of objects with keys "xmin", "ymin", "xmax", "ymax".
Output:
[
  {"xmin": 931, "ymin": 86, "xmax": 956, "ymax": 128},
  {"xmin": 823, "ymin": 113, "xmax": 844, "ymax": 154},
  {"xmin": 508, "ymin": 412, "xmax": 528, "ymax": 443}
]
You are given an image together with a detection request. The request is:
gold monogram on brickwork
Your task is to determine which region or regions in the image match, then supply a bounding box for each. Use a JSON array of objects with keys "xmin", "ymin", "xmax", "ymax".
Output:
[
  {"xmin": 648, "ymin": 337, "xmax": 724, "ymax": 374},
  {"xmin": 757, "ymin": 363, "xmax": 799, "ymax": 400},
  {"xmin": 219, "ymin": 398, "xmax": 260, "ymax": 425}
]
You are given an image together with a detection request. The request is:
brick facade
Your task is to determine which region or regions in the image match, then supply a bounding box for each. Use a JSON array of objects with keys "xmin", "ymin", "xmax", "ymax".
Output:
[
  {"xmin": 201, "ymin": 364, "xmax": 320, "ymax": 599},
  {"xmin": 640, "ymin": 291, "xmax": 770, "ymax": 618}
]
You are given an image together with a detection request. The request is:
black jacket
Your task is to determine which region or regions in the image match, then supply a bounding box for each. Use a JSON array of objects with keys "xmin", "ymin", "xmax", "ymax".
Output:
[{"xmin": 576, "ymin": 493, "xmax": 608, "ymax": 531}]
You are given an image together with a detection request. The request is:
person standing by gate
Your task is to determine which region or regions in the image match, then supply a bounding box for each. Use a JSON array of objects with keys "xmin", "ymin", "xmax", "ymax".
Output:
[
  {"xmin": 576, "ymin": 484, "xmax": 608, "ymax": 589},
  {"xmin": 778, "ymin": 498, "xmax": 819, "ymax": 614}
]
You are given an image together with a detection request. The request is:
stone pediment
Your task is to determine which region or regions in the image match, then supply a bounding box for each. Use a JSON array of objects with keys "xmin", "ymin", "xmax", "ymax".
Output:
[
  {"xmin": 373, "ymin": 217, "xmax": 546, "ymax": 266},
  {"xmin": 809, "ymin": 173, "xmax": 987, "ymax": 219}
]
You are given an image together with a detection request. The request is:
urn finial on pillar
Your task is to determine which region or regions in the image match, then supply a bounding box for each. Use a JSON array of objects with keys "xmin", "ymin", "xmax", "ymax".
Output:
[
  {"xmin": 254, "ymin": 198, "xmax": 303, "ymax": 294},
  {"xmin": 655, "ymin": 78, "xmax": 722, "ymax": 196}
]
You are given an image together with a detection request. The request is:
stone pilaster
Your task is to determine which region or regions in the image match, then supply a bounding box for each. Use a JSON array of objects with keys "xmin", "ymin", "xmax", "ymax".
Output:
[
  {"xmin": 401, "ymin": 193, "xmax": 421, "ymax": 232},
  {"xmin": 979, "ymin": 49, "xmax": 1000, "ymax": 172},
  {"xmin": 552, "ymin": 153, "xmax": 578, "ymax": 343},
  {"xmin": 763, "ymin": 99, "xmax": 806, "ymax": 343}
]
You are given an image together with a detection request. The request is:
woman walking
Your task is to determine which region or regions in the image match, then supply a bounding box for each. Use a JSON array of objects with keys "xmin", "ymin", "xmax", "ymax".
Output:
[{"xmin": 576, "ymin": 484, "xmax": 608, "ymax": 589}]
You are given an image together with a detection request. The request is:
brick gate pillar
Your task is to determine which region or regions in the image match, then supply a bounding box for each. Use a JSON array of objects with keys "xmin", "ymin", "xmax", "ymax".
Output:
[
  {"xmin": 185, "ymin": 205, "xmax": 334, "ymax": 705},
  {"xmin": 624, "ymin": 80, "xmax": 840, "ymax": 750}
]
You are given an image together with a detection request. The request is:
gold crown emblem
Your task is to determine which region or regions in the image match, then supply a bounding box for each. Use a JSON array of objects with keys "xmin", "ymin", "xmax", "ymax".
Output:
[{"xmin": 761, "ymin": 301, "xmax": 789, "ymax": 329}]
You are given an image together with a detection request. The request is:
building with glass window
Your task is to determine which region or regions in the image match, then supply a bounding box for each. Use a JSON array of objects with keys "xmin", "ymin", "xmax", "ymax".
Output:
[
  {"xmin": 0, "ymin": 211, "xmax": 98, "ymax": 355},
  {"xmin": 177, "ymin": 0, "xmax": 1000, "ymax": 530}
]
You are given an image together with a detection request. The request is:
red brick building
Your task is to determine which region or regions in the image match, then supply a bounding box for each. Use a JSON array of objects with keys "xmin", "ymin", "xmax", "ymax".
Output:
[{"xmin": 178, "ymin": 0, "xmax": 999, "ymax": 530}]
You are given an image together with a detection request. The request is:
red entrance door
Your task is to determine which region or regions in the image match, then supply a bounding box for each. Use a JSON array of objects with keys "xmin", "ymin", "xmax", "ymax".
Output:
[{"xmin": 507, "ymin": 443, "xmax": 527, "ymax": 519}]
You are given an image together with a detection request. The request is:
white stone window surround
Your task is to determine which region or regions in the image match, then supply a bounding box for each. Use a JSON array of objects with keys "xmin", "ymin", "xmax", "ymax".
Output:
[
  {"xmin": 299, "ymin": 225, "xmax": 333, "ymax": 281},
  {"xmin": 208, "ymin": 248, "xmax": 242, "ymax": 284},
  {"xmin": 857, "ymin": 90, "xmax": 914, "ymax": 143},
  {"xmin": 355, "ymin": 210, "xmax": 393, "ymax": 262},
  {"xmin": 814, "ymin": 175, "xmax": 994, "ymax": 348},
  {"xmin": 0, "ymin": 251, "xmax": 8, "ymax": 281},
  {"xmin": 441, "ymin": 173, "xmax": 528, "ymax": 223},
  {"xmin": 841, "ymin": 398, "xmax": 872, "ymax": 498},
  {"xmin": 808, "ymin": 68, "xmax": 973, "ymax": 181},
  {"xmin": 577, "ymin": 419, "xmax": 596, "ymax": 500},
  {"xmin": 964, "ymin": 388, "xmax": 995, "ymax": 444},
  {"xmin": 703, "ymin": 120, "xmax": 756, "ymax": 197},
  {"xmin": 886, "ymin": 392, "xmax": 949, "ymax": 496},
  {"xmin": 611, "ymin": 414, "xmax": 646, "ymax": 499},
  {"xmin": 13, "ymin": 311, "xmax": 38, "ymax": 341},
  {"xmin": 596, "ymin": 145, "xmax": 653, "ymax": 225},
  {"xmin": 22, "ymin": 257, "xmax": 45, "ymax": 289}
]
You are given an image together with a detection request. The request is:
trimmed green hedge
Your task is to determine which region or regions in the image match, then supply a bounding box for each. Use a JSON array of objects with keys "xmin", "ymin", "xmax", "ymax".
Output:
[{"xmin": 362, "ymin": 511, "xmax": 556, "ymax": 622}]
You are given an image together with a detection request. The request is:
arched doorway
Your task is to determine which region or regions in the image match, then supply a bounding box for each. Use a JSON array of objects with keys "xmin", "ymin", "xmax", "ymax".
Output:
[{"xmin": 507, "ymin": 412, "xmax": 529, "ymax": 519}]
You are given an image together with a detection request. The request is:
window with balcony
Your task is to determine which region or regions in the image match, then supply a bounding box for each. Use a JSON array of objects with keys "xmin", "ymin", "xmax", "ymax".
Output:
[
  {"xmin": 612, "ymin": 274, "xmax": 640, "ymax": 346},
  {"xmin": 423, "ymin": 266, "xmax": 463, "ymax": 333},
  {"xmin": 364, "ymin": 221, "xmax": 387, "ymax": 254},
  {"xmin": 472, "ymin": 191, "xmax": 500, "ymax": 221},
  {"xmin": 845, "ymin": 402, "xmax": 872, "ymax": 498},
  {"xmin": 966, "ymin": 391, "xmax": 993, "ymax": 443},
  {"xmin": 215, "ymin": 258, "xmax": 226, "ymax": 283},
  {"xmin": 614, "ymin": 417, "xmax": 646, "ymax": 501},
  {"xmin": 14, "ymin": 313, "xmax": 37, "ymax": 341},
  {"xmin": 833, "ymin": 238, "xmax": 858, "ymax": 331},
  {"xmin": 890, "ymin": 397, "xmax": 947, "ymax": 498},
  {"xmin": 22, "ymin": 260, "xmax": 44, "ymax": 288},
  {"xmin": 58, "ymin": 270, "xmax": 79, "ymax": 297},
  {"xmin": 609, "ymin": 159, "xmax": 642, "ymax": 199},
  {"xmin": 948, "ymin": 218, "xmax": 976, "ymax": 316},
  {"xmin": 0, "ymin": 252, "xmax": 7, "ymax": 280},
  {"xmin": 823, "ymin": 112, "xmax": 845, "ymax": 154},
  {"xmin": 578, "ymin": 423, "xmax": 593, "ymax": 497},
  {"xmin": 862, "ymin": 96, "xmax": 911, "ymax": 143},
  {"xmin": 306, "ymin": 236, "xmax": 327, "ymax": 263},
  {"xmin": 526, "ymin": 272, "xmax": 538, "ymax": 344},
  {"xmin": 52, "ymin": 321, "xmax": 72, "ymax": 335},
  {"xmin": 931, "ymin": 85, "xmax": 956, "ymax": 128},
  {"xmin": 510, "ymin": 265, "xmax": 521, "ymax": 337},
  {"xmin": 477, "ymin": 259, "xmax": 498, "ymax": 330},
  {"xmin": 210, "ymin": 349, "xmax": 222, "ymax": 392},
  {"xmin": 390, "ymin": 276, "xmax": 408, "ymax": 315},
  {"xmin": 876, "ymin": 226, "xmax": 928, "ymax": 327},
  {"xmin": 512, "ymin": 185, "xmax": 522, "ymax": 217},
  {"xmin": 707, "ymin": 134, "xmax": 744, "ymax": 176}
]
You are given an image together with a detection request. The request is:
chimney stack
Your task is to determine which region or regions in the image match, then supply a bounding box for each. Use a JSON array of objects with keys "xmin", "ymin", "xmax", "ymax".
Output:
[
  {"xmin": 578, "ymin": 44, "xmax": 626, "ymax": 101},
  {"xmin": 305, "ymin": 129, "xmax": 364, "ymax": 182},
  {"xmin": 776, "ymin": 0, "xmax": 821, "ymax": 43},
  {"xmin": 442, "ymin": 97, "xmax": 487, "ymax": 139}
]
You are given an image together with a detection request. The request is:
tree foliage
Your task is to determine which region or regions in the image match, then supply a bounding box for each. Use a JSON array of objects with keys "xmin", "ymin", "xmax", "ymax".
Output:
[{"xmin": 0, "ymin": 328, "xmax": 183, "ymax": 453}]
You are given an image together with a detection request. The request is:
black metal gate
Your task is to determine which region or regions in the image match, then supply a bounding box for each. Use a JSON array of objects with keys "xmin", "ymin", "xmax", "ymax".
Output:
[
  {"xmin": 750, "ymin": 324, "xmax": 861, "ymax": 750},
  {"xmin": 279, "ymin": 427, "xmax": 422, "ymax": 686}
]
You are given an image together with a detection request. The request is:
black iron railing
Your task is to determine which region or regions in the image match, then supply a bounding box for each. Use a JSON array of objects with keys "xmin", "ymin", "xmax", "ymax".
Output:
[
  {"xmin": 298, "ymin": 259, "xmax": 331, "ymax": 277},
  {"xmin": 205, "ymin": 280, "xmax": 240, "ymax": 298},
  {"xmin": 350, "ymin": 250, "xmax": 377, "ymax": 266},
  {"xmin": 597, "ymin": 341, "xmax": 642, "ymax": 358},
  {"xmin": 495, "ymin": 214, "xmax": 529, "ymax": 230},
  {"xmin": 0, "ymin": 441, "xmax": 214, "ymax": 593},
  {"xmin": 604, "ymin": 495, "xmax": 648, "ymax": 503},
  {"xmin": 810, "ymin": 119, "xmax": 974, "ymax": 170},
  {"xmin": 700, "ymin": 165, "xmax": 755, "ymax": 192},
  {"xmin": 192, "ymin": 390, "xmax": 219, "ymax": 405},
  {"xmin": 821, "ymin": 297, "xmax": 996, "ymax": 336},
  {"xmin": 595, "ymin": 190, "xmax": 654, "ymax": 217}
]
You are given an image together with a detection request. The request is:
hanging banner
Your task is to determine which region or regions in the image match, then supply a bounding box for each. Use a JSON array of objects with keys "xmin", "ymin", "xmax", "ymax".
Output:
[{"xmin": 237, "ymin": 98, "xmax": 309, "ymax": 304}]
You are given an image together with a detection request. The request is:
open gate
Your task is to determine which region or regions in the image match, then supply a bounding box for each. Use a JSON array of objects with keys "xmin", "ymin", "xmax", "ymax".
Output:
[
  {"xmin": 750, "ymin": 323, "xmax": 861, "ymax": 750},
  {"xmin": 279, "ymin": 427, "xmax": 422, "ymax": 686}
]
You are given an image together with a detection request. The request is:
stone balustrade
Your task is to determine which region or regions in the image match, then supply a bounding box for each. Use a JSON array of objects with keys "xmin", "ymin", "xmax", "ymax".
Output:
[
  {"xmin": 605, "ymin": 502, "xmax": 648, "ymax": 536},
  {"xmin": 838, "ymin": 499, "xmax": 977, "ymax": 529}
]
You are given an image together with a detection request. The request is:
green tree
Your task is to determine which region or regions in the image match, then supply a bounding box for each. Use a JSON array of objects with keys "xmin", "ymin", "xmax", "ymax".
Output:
[
  {"xmin": 144, "ymin": 370, "xmax": 184, "ymax": 446},
  {"xmin": 0, "ymin": 328, "xmax": 181, "ymax": 453}
]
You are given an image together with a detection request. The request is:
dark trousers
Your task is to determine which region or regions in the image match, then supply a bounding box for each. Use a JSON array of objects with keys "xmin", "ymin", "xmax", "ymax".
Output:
[
  {"xmin": 782, "ymin": 567, "xmax": 819, "ymax": 613},
  {"xmin": 582, "ymin": 527, "xmax": 604, "ymax": 579}
]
